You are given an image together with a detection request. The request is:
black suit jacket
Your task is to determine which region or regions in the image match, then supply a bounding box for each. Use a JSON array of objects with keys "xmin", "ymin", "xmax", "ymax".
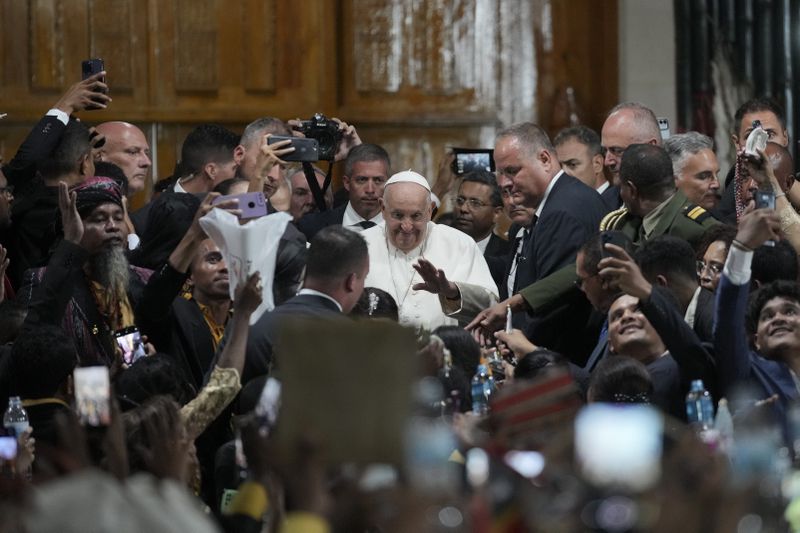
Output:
[
  {"xmin": 1, "ymin": 114, "xmax": 71, "ymax": 287},
  {"xmin": 2, "ymin": 114, "xmax": 67, "ymax": 195},
  {"xmin": 515, "ymin": 174, "xmax": 609, "ymax": 361},
  {"xmin": 296, "ymin": 204, "xmax": 347, "ymax": 241},
  {"xmin": 135, "ymin": 262, "xmax": 218, "ymax": 390},
  {"xmin": 693, "ymin": 287, "xmax": 716, "ymax": 344},
  {"xmin": 244, "ymin": 293, "xmax": 344, "ymax": 383},
  {"xmin": 483, "ymin": 233, "xmax": 512, "ymax": 292},
  {"xmin": 600, "ymin": 185, "xmax": 623, "ymax": 211}
]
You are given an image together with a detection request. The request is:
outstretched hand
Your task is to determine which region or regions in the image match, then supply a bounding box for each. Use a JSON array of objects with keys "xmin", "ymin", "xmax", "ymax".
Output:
[
  {"xmin": 58, "ymin": 182, "xmax": 83, "ymax": 245},
  {"xmin": 466, "ymin": 300, "xmax": 511, "ymax": 346},
  {"xmin": 412, "ymin": 258, "xmax": 459, "ymax": 299}
]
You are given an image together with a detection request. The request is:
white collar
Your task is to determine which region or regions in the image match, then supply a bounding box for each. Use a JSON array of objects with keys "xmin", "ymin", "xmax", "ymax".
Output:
[
  {"xmin": 535, "ymin": 170, "xmax": 564, "ymax": 218},
  {"xmin": 475, "ymin": 232, "xmax": 492, "ymax": 254},
  {"xmin": 342, "ymin": 202, "xmax": 384, "ymax": 227},
  {"xmin": 173, "ymin": 180, "xmax": 188, "ymax": 194},
  {"xmin": 297, "ymin": 288, "xmax": 343, "ymax": 312},
  {"xmin": 596, "ymin": 181, "xmax": 610, "ymax": 194}
]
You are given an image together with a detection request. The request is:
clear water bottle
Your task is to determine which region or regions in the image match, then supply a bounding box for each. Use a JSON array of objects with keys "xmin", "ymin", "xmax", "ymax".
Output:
[
  {"xmin": 686, "ymin": 380, "xmax": 714, "ymax": 430},
  {"xmin": 4, "ymin": 396, "xmax": 29, "ymax": 437},
  {"xmin": 471, "ymin": 364, "xmax": 495, "ymax": 415}
]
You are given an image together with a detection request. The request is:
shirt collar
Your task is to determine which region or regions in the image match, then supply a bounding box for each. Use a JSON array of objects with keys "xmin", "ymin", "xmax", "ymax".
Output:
[
  {"xmin": 173, "ymin": 180, "xmax": 188, "ymax": 194},
  {"xmin": 297, "ymin": 288, "xmax": 343, "ymax": 312},
  {"xmin": 535, "ymin": 170, "xmax": 564, "ymax": 219},
  {"xmin": 342, "ymin": 202, "xmax": 384, "ymax": 227},
  {"xmin": 475, "ymin": 233, "xmax": 492, "ymax": 254},
  {"xmin": 684, "ymin": 286, "xmax": 701, "ymax": 328},
  {"xmin": 642, "ymin": 193, "xmax": 674, "ymax": 239},
  {"xmin": 596, "ymin": 181, "xmax": 610, "ymax": 194}
]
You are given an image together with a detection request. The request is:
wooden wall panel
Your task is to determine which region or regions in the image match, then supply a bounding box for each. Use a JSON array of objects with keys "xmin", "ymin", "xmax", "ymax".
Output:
[{"xmin": 1, "ymin": 0, "xmax": 618, "ymax": 200}]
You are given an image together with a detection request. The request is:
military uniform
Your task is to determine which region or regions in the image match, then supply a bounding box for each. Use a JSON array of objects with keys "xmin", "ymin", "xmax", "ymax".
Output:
[{"xmin": 519, "ymin": 190, "xmax": 720, "ymax": 315}]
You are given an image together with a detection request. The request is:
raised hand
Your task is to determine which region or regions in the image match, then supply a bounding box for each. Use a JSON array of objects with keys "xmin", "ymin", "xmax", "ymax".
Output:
[
  {"xmin": 735, "ymin": 207, "xmax": 782, "ymax": 250},
  {"xmin": 54, "ymin": 72, "xmax": 111, "ymax": 114},
  {"xmin": 331, "ymin": 117, "xmax": 362, "ymax": 162},
  {"xmin": 494, "ymin": 328, "xmax": 537, "ymax": 359},
  {"xmin": 597, "ymin": 243, "xmax": 652, "ymax": 301},
  {"xmin": 412, "ymin": 258, "xmax": 459, "ymax": 299},
  {"xmin": 235, "ymin": 272, "xmax": 264, "ymax": 315},
  {"xmin": 58, "ymin": 182, "xmax": 83, "ymax": 245},
  {"xmin": 466, "ymin": 300, "xmax": 510, "ymax": 346}
]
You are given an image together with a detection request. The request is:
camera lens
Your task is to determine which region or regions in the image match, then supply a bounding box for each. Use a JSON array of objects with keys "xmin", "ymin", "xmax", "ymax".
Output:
[{"xmin": 248, "ymin": 201, "xmax": 255, "ymax": 208}]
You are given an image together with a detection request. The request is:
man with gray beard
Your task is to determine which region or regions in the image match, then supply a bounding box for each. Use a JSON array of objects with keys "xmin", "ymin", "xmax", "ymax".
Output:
[{"xmin": 18, "ymin": 177, "xmax": 153, "ymax": 366}]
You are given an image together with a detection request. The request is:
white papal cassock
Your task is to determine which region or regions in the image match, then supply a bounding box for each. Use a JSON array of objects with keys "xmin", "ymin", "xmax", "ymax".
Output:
[{"xmin": 362, "ymin": 221, "xmax": 499, "ymax": 331}]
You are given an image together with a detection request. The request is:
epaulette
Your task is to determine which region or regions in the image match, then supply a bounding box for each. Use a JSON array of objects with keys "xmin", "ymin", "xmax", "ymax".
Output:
[
  {"xmin": 683, "ymin": 203, "xmax": 713, "ymax": 224},
  {"xmin": 599, "ymin": 207, "xmax": 628, "ymax": 231}
]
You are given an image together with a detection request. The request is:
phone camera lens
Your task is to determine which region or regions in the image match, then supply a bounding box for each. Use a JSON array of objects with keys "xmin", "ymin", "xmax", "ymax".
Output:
[{"xmin": 248, "ymin": 202, "xmax": 255, "ymax": 208}]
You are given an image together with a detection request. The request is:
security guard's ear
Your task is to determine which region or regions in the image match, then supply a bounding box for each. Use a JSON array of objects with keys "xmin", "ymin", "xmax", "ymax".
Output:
[{"xmin": 655, "ymin": 274, "xmax": 668, "ymax": 287}]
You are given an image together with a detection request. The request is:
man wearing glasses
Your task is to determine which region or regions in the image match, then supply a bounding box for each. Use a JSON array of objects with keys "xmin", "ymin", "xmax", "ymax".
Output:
[
  {"xmin": 452, "ymin": 169, "xmax": 510, "ymax": 288},
  {"xmin": 600, "ymin": 102, "xmax": 663, "ymax": 210}
]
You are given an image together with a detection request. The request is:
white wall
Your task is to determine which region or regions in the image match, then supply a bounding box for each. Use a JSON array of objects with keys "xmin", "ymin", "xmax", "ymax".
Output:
[{"xmin": 618, "ymin": 0, "xmax": 676, "ymax": 129}]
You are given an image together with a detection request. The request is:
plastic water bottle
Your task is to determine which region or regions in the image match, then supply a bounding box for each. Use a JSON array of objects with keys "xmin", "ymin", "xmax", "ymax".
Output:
[
  {"xmin": 3, "ymin": 396, "xmax": 29, "ymax": 437},
  {"xmin": 471, "ymin": 364, "xmax": 495, "ymax": 415},
  {"xmin": 686, "ymin": 380, "xmax": 714, "ymax": 430}
]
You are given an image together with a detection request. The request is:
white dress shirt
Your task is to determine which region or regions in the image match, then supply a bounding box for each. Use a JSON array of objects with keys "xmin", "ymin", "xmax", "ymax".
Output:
[{"xmin": 342, "ymin": 202, "xmax": 384, "ymax": 231}]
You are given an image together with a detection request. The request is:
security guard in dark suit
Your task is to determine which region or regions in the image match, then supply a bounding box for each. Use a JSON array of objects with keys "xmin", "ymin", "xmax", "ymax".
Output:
[{"xmin": 472, "ymin": 144, "xmax": 721, "ymax": 336}]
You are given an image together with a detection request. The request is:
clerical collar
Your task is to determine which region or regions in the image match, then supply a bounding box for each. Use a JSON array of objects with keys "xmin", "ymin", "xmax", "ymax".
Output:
[{"xmin": 343, "ymin": 202, "xmax": 383, "ymax": 228}]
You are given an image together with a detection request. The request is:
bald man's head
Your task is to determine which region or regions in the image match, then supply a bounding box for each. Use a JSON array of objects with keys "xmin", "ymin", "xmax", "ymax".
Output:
[
  {"xmin": 95, "ymin": 122, "xmax": 151, "ymax": 195},
  {"xmin": 601, "ymin": 102, "xmax": 662, "ymax": 186}
]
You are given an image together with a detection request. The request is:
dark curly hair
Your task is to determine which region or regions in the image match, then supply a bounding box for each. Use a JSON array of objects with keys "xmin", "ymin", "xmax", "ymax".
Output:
[{"xmin": 747, "ymin": 280, "xmax": 800, "ymax": 335}]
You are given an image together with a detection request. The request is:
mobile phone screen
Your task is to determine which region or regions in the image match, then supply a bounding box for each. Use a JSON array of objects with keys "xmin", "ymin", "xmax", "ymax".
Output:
[
  {"xmin": 268, "ymin": 135, "xmax": 319, "ymax": 162},
  {"xmin": 451, "ymin": 148, "xmax": 495, "ymax": 175},
  {"xmin": 74, "ymin": 366, "xmax": 111, "ymax": 426},
  {"xmin": 0, "ymin": 436, "xmax": 17, "ymax": 460},
  {"xmin": 115, "ymin": 326, "xmax": 146, "ymax": 365},
  {"xmin": 575, "ymin": 404, "xmax": 663, "ymax": 492}
]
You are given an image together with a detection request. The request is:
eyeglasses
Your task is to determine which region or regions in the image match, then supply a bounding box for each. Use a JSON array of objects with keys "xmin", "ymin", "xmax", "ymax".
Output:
[
  {"xmin": 696, "ymin": 260, "xmax": 722, "ymax": 277},
  {"xmin": 574, "ymin": 272, "xmax": 599, "ymax": 290},
  {"xmin": 455, "ymin": 196, "xmax": 490, "ymax": 210},
  {"xmin": 0, "ymin": 185, "xmax": 13, "ymax": 197}
]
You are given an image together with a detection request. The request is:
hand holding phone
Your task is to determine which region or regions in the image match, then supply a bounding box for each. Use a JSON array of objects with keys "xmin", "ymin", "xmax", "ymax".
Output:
[
  {"xmin": 115, "ymin": 326, "xmax": 146, "ymax": 366},
  {"xmin": 268, "ymin": 135, "xmax": 319, "ymax": 162},
  {"xmin": 212, "ymin": 192, "xmax": 267, "ymax": 220}
]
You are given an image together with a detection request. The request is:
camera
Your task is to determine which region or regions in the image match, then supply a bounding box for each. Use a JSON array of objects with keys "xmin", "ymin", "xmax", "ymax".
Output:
[{"xmin": 296, "ymin": 113, "xmax": 342, "ymax": 161}]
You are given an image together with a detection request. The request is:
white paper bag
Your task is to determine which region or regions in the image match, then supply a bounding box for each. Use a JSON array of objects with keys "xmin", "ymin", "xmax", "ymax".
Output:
[{"xmin": 199, "ymin": 209, "xmax": 292, "ymax": 324}]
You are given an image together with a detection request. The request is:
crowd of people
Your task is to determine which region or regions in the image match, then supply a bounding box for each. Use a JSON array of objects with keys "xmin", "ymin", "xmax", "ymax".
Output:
[{"xmin": 2, "ymin": 69, "xmax": 800, "ymax": 531}]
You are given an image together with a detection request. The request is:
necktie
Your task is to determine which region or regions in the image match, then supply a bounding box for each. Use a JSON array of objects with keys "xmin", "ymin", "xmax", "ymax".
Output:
[
  {"xmin": 357, "ymin": 220, "xmax": 376, "ymax": 230},
  {"xmin": 584, "ymin": 320, "xmax": 609, "ymax": 372}
]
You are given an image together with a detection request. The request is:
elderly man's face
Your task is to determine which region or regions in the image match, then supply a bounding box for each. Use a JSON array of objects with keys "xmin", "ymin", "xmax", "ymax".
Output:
[
  {"xmin": 80, "ymin": 203, "xmax": 127, "ymax": 255},
  {"xmin": 96, "ymin": 123, "xmax": 151, "ymax": 195},
  {"xmin": 381, "ymin": 182, "xmax": 431, "ymax": 252},
  {"xmin": 0, "ymin": 169, "xmax": 13, "ymax": 230},
  {"xmin": 675, "ymin": 148, "xmax": 721, "ymax": 210}
]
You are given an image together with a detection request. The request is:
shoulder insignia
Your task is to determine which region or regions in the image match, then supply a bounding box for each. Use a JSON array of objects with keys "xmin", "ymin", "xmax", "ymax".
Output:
[
  {"xmin": 683, "ymin": 204, "xmax": 713, "ymax": 224},
  {"xmin": 599, "ymin": 207, "xmax": 628, "ymax": 231}
]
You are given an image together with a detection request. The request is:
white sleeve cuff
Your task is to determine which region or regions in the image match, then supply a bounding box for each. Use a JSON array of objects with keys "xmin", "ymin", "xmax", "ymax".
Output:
[
  {"xmin": 723, "ymin": 244, "xmax": 753, "ymax": 286},
  {"xmin": 45, "ymin": 108, "xmax": 69, "ymax": 125}
]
